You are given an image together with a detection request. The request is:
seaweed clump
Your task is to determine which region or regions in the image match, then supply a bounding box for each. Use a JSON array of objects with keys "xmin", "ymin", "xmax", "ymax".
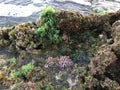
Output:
[
  {"xmin": 35, "ymin": 6, "xmax": 61, "ymax": 43},
  {"xmin": 8, "ymin": 23, "xmax": 40, "ymax": 51}
]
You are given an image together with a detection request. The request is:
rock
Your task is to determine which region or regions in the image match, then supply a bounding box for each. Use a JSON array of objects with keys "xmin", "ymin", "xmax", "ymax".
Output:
[
  {"xmin": 0, "ymin": 55, "xmax": 5, "ymax": 66},
  {"xmin": 111, "ymin": 20, "xmax": 120, "ymax": 43},
  {"xmin": 0, "ymin": 9, "xmax": 119, "ymax": 51},
  {"xmin": 89, "ymin": 45, "xmax": 117, "ymax": 78},
  {"xmin": 111, "ymin": 20, "xmax": 120, "ymax": 58},
  {"xmin": 112, "ymin": 43, "xmax": 120, "ymax": 58},
  {"xmin": 101, "ymin": 77, "xmax": 119, "ymax": 90},
  {"xmin": 88, "ymin": 19, "xmax": 120, "ymax": 82}
]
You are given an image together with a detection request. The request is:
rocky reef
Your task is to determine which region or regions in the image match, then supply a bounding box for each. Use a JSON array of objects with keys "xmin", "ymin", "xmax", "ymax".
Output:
[{"xmin": 0, "ymin": 7, "xmax": 120, "ymax": 90}]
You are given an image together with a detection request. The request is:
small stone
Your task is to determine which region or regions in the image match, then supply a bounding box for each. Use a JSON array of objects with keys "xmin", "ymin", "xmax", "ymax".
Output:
[{"xmin": 98, "ymin": 34, "xmax": 104, "ymax": 39}]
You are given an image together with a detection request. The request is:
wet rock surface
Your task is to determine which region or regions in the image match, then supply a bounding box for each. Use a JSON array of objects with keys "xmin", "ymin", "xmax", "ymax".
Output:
[{"xmin": 0, "ymin": 7, "xmax": 120, "ymax": 89}]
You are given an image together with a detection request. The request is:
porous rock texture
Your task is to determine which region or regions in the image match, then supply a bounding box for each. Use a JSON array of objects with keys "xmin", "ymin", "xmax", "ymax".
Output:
[
  {"xmin": 0, "ymin": 8, "xmax": 120, "ymax": 86},
  {"xmin": 88, "ymin": 20, "xmax": 120, "ymax": 83},
  {"xmin": 0, "ymin": 9, "xmax": 120, "ymax": 50}
]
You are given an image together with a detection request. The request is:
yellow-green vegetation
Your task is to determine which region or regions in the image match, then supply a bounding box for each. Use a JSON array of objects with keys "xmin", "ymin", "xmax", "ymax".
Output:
[
  {"xmin": 92, "ymin": 8, "xmax": 109, "ymax": 15},
  {"xmin": 35, "ymin": 6, "xmax": 61, "ymax": 43},
  {"xmin": 9, "ymin": 29, "xmax": 16, "ymax": 37},
  {"xmin": 62, "ymin": 87, "xmax": 67, "ymax": 90},
  {"xmin": 11, "ymin": 57, "xmax": 17, "ymax": 65},
  {"xmin": 45, "ymin": 83, "xmax": 54, "ymax": 90},
  {"xmin": 9, "ymin": 63, "xmax": 34, "ymax": 80}
]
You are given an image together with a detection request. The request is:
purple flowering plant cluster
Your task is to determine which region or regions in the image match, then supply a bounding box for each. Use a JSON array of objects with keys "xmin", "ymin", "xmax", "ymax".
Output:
[{"xmin": 44, "ymin": 56, "xmax": 74, "ymax": 69}]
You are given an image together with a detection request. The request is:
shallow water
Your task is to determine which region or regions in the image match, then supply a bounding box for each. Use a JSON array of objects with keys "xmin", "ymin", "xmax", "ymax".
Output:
[
  {"xmin": 0, "ymin": 0, "xmax": 120, "ymax": 27},
  {"xmin": 0, "ymin": 48, "xmax": 16, "ymax": 58},
  {"xmin": 0, "ymin": 0, "xmax": 92, "ymax": 27}
]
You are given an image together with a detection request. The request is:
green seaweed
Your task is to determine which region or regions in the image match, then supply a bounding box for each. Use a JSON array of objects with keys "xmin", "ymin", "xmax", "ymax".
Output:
[
  {"xmin": 9, "ymin": 30, "xmax": 16, "ymax": 37},
  {"xmin": 9, "ymin": 63, "xmax": 34, "ymax": 80},
  {"xmin": 93, "ymin": 8, "xmax": 109, "ymax": 15},
  {"xmin": 35, "ymin": 6, "xmax": 61, "ymax": 43},
  {"xmin": 45, "ymin": 83, "xmax": 54, "ymax": 90}
]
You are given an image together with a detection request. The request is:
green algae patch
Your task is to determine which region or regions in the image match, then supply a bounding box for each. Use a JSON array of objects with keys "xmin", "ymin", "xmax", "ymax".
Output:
[
  {"xmin": 9, "ymin": 63, "xmax": 34, "ymax": 80},
  {"xmin": 35, "ymin": 6, "xmax": 61, "ymax": 43}
]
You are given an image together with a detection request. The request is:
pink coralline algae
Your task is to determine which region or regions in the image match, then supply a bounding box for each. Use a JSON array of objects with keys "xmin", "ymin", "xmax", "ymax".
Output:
[
  {"xmin": 44, "ymin": 57, "xmax": 56, "ymax": 68},
  {"xmin": 57, "ymin": 56, "xmax": 73, "ymax": 69},
  {"xmin": 44, "ymin": 56, "xmax": 74, "ymax": 69}
]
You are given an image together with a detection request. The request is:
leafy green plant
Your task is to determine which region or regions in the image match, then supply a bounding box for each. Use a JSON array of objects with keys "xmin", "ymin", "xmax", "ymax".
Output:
[
  {"xmin": 9, "ymin": 63, "xmax": 34, "ymax": 80},
  {"xmin": 34, "ymin": 6, "xmax": 61, "ymax": 43}
]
